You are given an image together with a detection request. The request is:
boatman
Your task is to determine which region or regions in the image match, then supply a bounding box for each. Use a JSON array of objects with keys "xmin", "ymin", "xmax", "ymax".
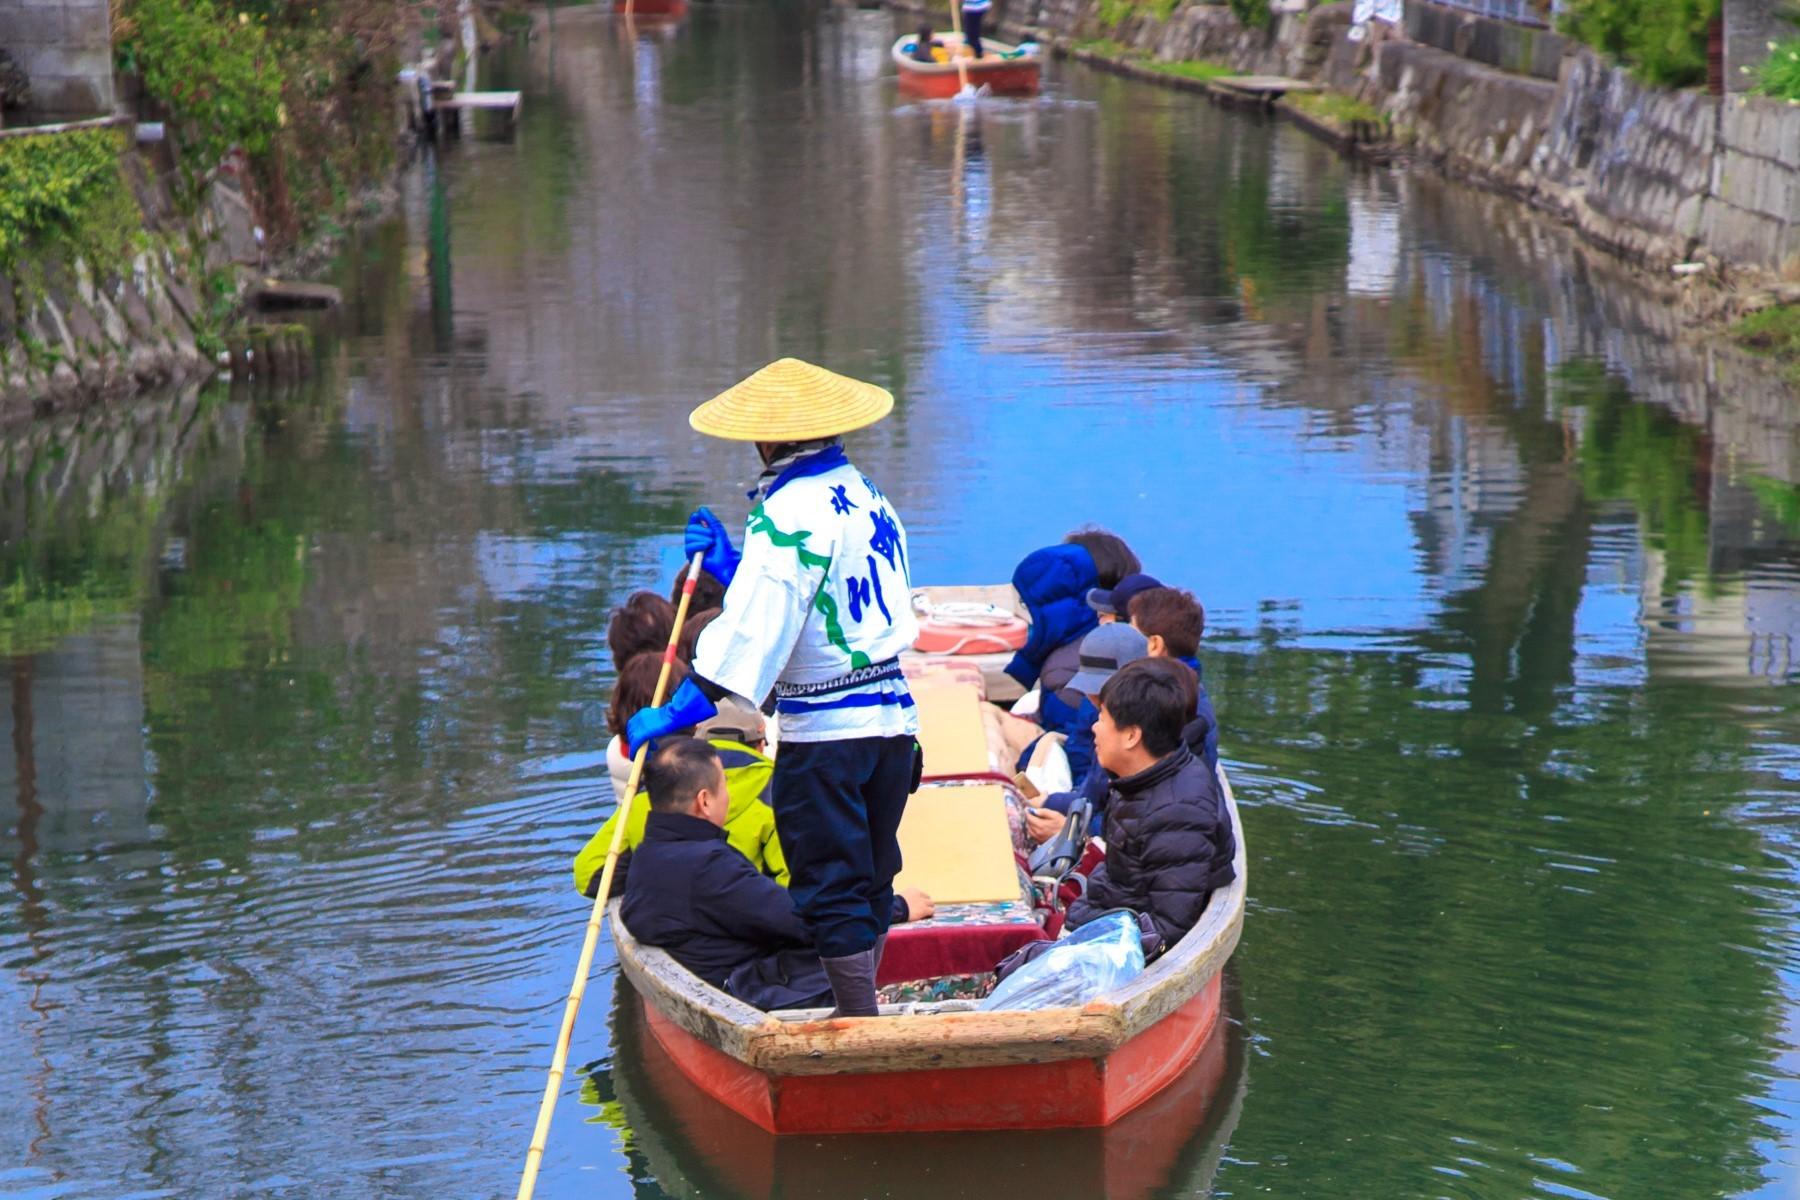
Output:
[{"xmin": 624, "ymin": 358, "xmax": 922, "ymax": 1018}]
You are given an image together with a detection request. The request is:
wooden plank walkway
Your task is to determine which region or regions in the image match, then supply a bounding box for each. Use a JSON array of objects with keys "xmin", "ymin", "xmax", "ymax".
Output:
[{"xmin": 436, "ymin": 90, "xmax": 523, "ymax": 120}]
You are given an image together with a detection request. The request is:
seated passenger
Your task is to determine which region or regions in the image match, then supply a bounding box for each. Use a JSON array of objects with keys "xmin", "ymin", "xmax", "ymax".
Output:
[
  {"xmin": 1128, "ymin": 586, "xmax": 1219, "ymax": 770},
  {"xmin": 1063, "ymin": 659, "xmax": 1235, "ymax": 953},
  {"xmin": 669, "ymin": 563, "xmax": 727, "ymax": 616},
  {"xmin": 619, "ymin": 738, "xmax": 829, "ymax": 1010},
  {"xmin": 577, "ymin": 681, "xmax": 790, "ymax": 895},
  {"xmin": 676, "ymin": 606, "xmax": 721, "ymax": 665},
  {"xmin": 1024, "ymin": 622, "xmax": 1148, "ymax": 845},
  {"xmin": 911, "ymin": 23, "xmax": 943, "ymax": 63},
  {"xmin": 1085, "ymin": 571, "xmax": 1163, "ymax": 626},
  {"xmin": 621, "ymin": 738, "xmax": 933, "ymax": 1011},
  {"xmin": 1000, "ymin": 527, "xmax": 1141, "ymax": 780},
  {"xmin": 608, "ymin": 591, "xmax": 675, "ymax": 665}
]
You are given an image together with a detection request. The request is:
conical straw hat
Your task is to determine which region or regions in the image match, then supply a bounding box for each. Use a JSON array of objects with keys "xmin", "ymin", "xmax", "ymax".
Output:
[{"xmin": 689, "ymin": 358, "xmax": 894, "ymax": 442}]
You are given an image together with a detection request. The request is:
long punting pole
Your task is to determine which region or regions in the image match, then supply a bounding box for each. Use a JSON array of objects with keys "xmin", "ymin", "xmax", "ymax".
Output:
[{"xmin": 516, "ymin": 550, "xmax": 708, "ymax": 1200}]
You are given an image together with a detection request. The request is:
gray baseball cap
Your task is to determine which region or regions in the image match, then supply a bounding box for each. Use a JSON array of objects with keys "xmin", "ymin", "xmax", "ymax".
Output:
[
  {"xmin": 695, "ymin": 695, "xmax": 767, "ymax": 745},
  {"xmin": 1064, "ymin": 623, "xmax": 1150, "ymax": 697}
]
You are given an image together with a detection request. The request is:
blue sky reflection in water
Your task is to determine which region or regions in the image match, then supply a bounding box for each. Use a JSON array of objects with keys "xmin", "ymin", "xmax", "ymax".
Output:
[{"xmin": 3, "ymin": 4, "xmax": 1800, "ymax": 1198}]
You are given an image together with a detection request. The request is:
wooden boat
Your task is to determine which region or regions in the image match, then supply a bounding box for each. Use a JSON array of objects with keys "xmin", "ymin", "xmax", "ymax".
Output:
[
  {"xmin": 891, "ymin": 33, "xmax": 1043, "ymax": 100},
  {"xmin": 609, "ymin": 770, "xmax": 1245, "ymax": 1134}
]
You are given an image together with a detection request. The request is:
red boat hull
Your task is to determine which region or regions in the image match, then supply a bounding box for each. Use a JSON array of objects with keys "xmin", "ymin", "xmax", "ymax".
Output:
[
  {"xmin": 896, "ymin": 61, "xmax": 1041, "ymax": 100},
  {"xmin": 612, "ymin": 985, "xmax": 1241, "ymax": 1200},
  {"xmin": 637, "ymin": 972, "xmax": 1223, "ymax": 1134},
  {"xmin": 613, "ymin": 0, "xmax": 687, "ymax": 15}
]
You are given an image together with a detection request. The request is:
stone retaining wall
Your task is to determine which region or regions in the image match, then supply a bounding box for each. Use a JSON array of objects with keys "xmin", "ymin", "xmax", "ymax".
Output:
[
  {"xmin": 992, "ymin": 0, "xmax": 1800, "ymax": 280},
  {"xmin": 0, "ymin": 145, "xmax": 264, "ymax": 424}
]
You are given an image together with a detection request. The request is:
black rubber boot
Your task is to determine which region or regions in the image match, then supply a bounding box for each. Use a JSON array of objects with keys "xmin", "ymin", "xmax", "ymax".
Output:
[{"xmin": 822, "ymin": 949, "xmax": 879, "ymax": 1017}]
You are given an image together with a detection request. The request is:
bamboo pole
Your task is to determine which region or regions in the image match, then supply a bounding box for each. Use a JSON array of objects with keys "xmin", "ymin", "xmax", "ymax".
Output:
[{"xmin": 516, "ymin": 550, "xmax": 707, "ymax": 1200}]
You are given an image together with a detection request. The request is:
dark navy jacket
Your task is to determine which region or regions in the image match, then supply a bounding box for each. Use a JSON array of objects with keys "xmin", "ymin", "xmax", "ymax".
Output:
[
  {"xmin": 1045, "ymin": 667, "xmax": 1219, "ymax": 833},
  {"xmin": 1064, "ymin": 725, "xmax": 1236, "ymax": 951},
  {"xmin": 619, "ymin": 811, "xmax": 832, "ymax": 1011},
  {"xmin": 1178, "ymin": 655, "xmax": 1221, "ymax": 770}
]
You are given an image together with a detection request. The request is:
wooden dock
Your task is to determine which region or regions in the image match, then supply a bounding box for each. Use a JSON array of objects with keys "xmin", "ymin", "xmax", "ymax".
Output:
[{"xmin": 436, "ymin": 89, "xmax": 522, "ymax": 120}]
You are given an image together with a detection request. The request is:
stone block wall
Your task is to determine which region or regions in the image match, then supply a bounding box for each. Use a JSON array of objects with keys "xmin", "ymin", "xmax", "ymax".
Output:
[
  {"xmin": 0, "ymin": 0, "xmax": 115, "ymax": 115},
  {"xmin": 1404, "ymin": 0, "xmax": 1568, "ymax": 81}
]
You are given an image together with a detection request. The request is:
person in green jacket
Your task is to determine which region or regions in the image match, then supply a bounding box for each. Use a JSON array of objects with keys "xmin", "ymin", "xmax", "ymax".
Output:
[{"xmin": 575, "ymin": 695, "xmax": 787, "ymax": 896}]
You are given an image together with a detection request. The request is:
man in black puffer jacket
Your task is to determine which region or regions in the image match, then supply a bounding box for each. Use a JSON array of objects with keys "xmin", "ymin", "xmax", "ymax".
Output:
[{"xmin": 1064, "ymin": 659, "xmax": 1236, "ymax": 953}]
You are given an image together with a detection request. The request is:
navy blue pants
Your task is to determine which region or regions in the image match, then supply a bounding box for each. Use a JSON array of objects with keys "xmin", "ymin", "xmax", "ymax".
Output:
[
  {"xmin": 962, "ymin": 7, "xmax": 985, "ymax": 60},
  {"xmin": 771, "ymin": 735, "xmax": 916, "ymax": 959}
]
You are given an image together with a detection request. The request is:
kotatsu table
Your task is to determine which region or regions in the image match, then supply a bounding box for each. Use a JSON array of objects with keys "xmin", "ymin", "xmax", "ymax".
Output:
[{"xmin": 878, "ymin": 895, "xmax": 1047, "ymax": 986}]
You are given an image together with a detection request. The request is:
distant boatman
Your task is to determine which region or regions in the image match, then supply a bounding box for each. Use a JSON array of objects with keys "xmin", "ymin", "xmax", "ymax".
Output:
[
  {"xmin": 961, "ymin": 0, "xmax": 991, "ymax": 60},
  {"xmin": 625, "ymin": 358, "xmax": 922, "ymax": 1017}
]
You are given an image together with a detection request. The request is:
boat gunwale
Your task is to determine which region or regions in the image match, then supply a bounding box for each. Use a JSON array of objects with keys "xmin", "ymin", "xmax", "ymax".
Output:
[
  {"xmin": 888, "ymin": 33, "xmax": 1043, "ymax": 80},
  {"xmin": 609, "ymin": 768, "xmax": 1246, "ymax": 1078}
]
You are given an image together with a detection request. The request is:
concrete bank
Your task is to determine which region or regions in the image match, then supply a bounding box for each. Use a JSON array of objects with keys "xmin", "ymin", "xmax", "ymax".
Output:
[{"xmin": 945, "ymin": 0, "xmax": 1799, "ymax": 290}]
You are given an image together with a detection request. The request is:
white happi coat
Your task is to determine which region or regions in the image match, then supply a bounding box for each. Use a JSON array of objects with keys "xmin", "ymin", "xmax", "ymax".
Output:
[{"xmin": 691, "ymin": 449, "xmax": 919, "ymax": 743}]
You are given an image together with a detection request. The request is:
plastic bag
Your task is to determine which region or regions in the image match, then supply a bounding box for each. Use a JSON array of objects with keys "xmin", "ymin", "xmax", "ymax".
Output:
[{"xmin": 977, "ymin": 910, "xmax": 1145, "ymax": 1011}]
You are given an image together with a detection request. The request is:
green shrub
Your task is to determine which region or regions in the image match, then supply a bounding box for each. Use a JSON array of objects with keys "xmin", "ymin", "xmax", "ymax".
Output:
[
  {"xmin": 0, "ymin": 128, "xmax": 142, "ymax": 276},
  {"xmin": 1288, "ymin": 90, "xmax": 1389, "ymax": 131},
  {"xmin": 1754, "ymin": 37, "xmax": 1800, "ymax": 98},
  {"xmin": 114, "ymin": 0, "xmax": 286, "ymax": 199},
  {"xmin": 1228, "ymin": 0, "xmax": 1271, "ymax": 30},
  {"xmin": 1558, "ymin": 0, "xmax": 1720, "ymax": 87},
  {"xmin": 1145, "ymin": 58, "xmax": 1234, "ymax": 81},
  {"xmin": 1733, "ymin": 303, "xmax": 1800, "ymax": 381}
]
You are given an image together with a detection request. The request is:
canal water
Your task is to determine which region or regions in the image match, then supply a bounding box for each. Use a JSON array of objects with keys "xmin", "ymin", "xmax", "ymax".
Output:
[{"xmin": 5, "ymin": 5, "xmax": 1800, "ymax": 1197}]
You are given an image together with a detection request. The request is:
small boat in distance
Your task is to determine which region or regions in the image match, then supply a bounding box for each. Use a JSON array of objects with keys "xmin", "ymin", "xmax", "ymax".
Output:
[
  {"xmin": 613, "ymin": 0, "xmax": 687, "ymax": 17},
  {"xmin": 891, "ymin": 33, "xmax": 1043, "ymax": 99}
]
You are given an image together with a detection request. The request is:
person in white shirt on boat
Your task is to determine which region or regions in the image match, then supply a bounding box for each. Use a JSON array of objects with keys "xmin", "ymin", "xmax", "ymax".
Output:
[{"xmin": 624, "ymin": 359, "xmax": 925, "ymax": 1018}]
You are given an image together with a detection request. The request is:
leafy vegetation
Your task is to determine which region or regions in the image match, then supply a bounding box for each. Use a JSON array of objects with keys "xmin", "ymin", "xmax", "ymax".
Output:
[
  {"xmin": 1144, "ymin": 57, "xmax": 1234, "ymax": 81},
  {"xmin": 1557, "ymin": 0, "xmax": 1720, "ymax": 87},
  {"xmin": 1731, "ymin": 303, "xmax": 1800, "ymax": 381},
  {"xmin": 114, "ymin": 0, "xmax": 403, "ymax": 247},
  {"xmin": 1754, "ymin": 37, "xmax": 1800, "ymax": 98},
  {"xmin": 1227, "ymin": 0, "xmax": 1271, "ymax": 30},
  {"xmin": 1287, "ymin": 90, "xmax": 1392, "ymax": 135},
  {"xmin": 113, "ymin": 0, "xmax": 285, "ymax": 202},
  {"xmin": 0, "ymin": 127, "xmax": 142, "ymax": 277},
  {"xmin": 1094, "ymin": 0, "xmax": 1184, "ymax": 27},
  {"xmin": 1073, "ymin": 37, "xmax": 1146, "ymax": 57}
]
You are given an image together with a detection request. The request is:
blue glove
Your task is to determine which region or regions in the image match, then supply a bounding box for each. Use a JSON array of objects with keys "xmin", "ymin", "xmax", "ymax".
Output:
[
  {"xmin": 684, "ymin": 507, "xmax": 741, "ymax": 588},
  {"xmin": 624, "ymin": 677, "xmax": 719, "ymax": 756}
]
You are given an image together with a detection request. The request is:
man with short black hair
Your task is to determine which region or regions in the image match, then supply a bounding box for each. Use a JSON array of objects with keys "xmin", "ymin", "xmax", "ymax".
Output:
[
  {"xmin": 621, "ymin": 738, "xmax": 932, "ymax": 1011},
  {"xmin": 1128, "ymin": 586, "xmax": 1219, "ymax": 770},
  {"xmin": 1063, "ymin": 660, "xmax": 1236, "ymax": 952}
]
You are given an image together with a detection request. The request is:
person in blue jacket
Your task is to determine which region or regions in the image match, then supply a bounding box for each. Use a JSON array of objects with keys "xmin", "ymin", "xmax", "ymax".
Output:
[{"xmin": 1004, "ymin": 528, "xmax": 1141, "ymax": 782}]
